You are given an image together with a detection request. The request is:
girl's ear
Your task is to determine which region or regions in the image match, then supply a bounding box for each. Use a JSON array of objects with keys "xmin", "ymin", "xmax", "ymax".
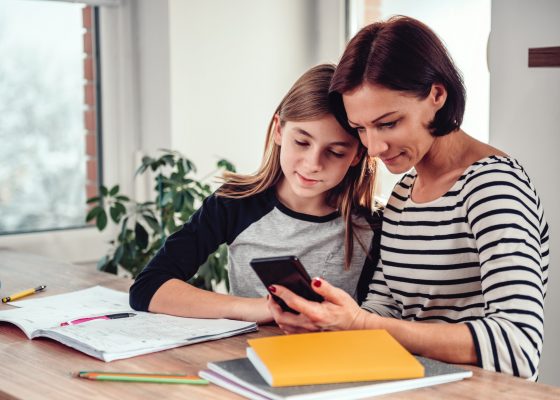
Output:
[
  {"xmin": 350, "ymin": 147, "xmax": 365, "ymax": 167},
  {"xmin": 273, "ymin": 114, "xmax": 282, "ymax": 146}
]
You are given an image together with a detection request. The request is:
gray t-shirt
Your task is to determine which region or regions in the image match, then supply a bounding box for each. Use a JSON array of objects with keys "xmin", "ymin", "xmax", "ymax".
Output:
[{"xmin": 130, "ymin": 188, "xmax": 380, "ymax": 311}]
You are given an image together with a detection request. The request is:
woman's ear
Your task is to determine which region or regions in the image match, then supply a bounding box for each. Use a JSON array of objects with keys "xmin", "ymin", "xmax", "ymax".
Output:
[
  {"xmin": 273, "ymin": 114, "xmax": 282, "ymax": 146},
  {"xmin": 430, "ymin": 83, "xmax": 447, "ymax": 111}
]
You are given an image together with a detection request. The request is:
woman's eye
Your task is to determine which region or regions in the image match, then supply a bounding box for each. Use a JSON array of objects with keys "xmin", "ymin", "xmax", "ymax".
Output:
[
  {"xmin": 378, "ymin": 121, "xmax": 398, "ymax": 130},
  {"xmin": 294, "ymin": 140, "xmax": 308, "ymax": 147}
]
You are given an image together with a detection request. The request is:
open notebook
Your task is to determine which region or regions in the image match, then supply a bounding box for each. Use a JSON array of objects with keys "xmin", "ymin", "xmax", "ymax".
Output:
[{"xmin": 0, "ymin": 286, "xmax": 257, "ymax": 361}]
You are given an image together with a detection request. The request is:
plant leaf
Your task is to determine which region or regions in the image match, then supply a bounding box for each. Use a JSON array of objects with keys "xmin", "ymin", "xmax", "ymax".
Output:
[
  {"xmin": 100, "ymin": 185, "xmax": 109, "ymax": 196},
  {"xmin": 86, "ymin": 196, "xmax": 100, "ymax": 204},
  {"xmin": 109, "ymin": 185, "xmax": 120, "ymax": 196},
  {"xmin": 173, "ymin": 192, "xmax": 185, "ymax": 212},
  {"xmin": 135, "ymin": 222, "xmax": 149, "ymax": 250},
  {"xmin": 114, "ymin": 245, "xmax": 125, "ymax": 265},
  {"xmin": 109, "ymin": 206, "xmax": 120, "ymax": 223},
  {"xmin": 143, "ymin": 214, "xmax": 161, "ymax": 233},
  {"xmin": 96, "ymin": 210, "xmax": 108, "ymax": 230},
  {"xmin": 115, "ymin": 202, "xmax": 127, "ymax": 216},
  {"xmin": 86, "ymin": 206, "xmax": 103, "ymax": 222},
  {"xmin": 217, "ymin": 158, "xmax": 236, "ymax": 172},
  {"xmin": 135, "ymin": 164, "xmax": 148, "ymax": 176},
  {"xmin": 161, "ymin": 191, "xmax": 173, "ymax": 206},
  {"xmin": 119, "ymin": 217, "xmax": 129, "ymax": 241},
  {"xmin": 180, "ymin": 158, "xmax": 194, "ymax": 174},
  {"xmin": 97, "ymin": 255, "xmax": 108, "ymax": 271}
]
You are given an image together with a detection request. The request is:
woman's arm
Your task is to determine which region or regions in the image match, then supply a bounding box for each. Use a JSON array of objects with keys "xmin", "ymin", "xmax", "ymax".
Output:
[
  {"xmin": 150, "ymin": 279, "xmax": 272, "ymax": 323},
  {"xmin": 268, "ymin": 278, "xmax": 476, "ymax": 364},
  {"xmin": 461, "ymin": 161, "xmax": 548, "ymax": 379}
]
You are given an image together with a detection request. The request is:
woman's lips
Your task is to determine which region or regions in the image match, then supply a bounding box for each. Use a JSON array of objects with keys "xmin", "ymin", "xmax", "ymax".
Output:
[{"xmin": 381, "ymin": 153, "xmax": 402, "ymax": 164}]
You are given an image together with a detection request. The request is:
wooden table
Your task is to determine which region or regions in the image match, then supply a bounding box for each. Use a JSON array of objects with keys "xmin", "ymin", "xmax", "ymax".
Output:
[{"xmin": 1, "ymin": 250, "xmax": 559, "ymax": 400}]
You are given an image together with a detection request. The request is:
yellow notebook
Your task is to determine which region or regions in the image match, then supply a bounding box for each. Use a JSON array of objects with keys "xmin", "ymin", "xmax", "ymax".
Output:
[{"xmin": 246, "ymin": 329, "xmax": 424, "ymax": 387}]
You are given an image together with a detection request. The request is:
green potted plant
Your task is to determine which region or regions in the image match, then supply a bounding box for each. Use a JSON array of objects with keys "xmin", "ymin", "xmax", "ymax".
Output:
[{"xmin": 86, "ymin": 149, "xmax": 235, "ymax": 291}]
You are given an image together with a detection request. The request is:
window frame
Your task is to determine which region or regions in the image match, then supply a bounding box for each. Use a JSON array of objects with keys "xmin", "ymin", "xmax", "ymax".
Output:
[{"xmin": 1, "ymin": 0, "xmax": 140, "ymax": 265}]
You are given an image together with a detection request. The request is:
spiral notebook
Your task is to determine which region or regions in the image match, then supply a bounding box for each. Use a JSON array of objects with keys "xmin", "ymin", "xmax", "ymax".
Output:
[{"xmin": 0, "ymin": 286, "xmax": 257, "ymax": 361}]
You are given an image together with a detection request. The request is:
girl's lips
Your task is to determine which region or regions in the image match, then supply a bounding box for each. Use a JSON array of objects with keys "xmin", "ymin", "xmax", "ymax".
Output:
[{"xmin": 296, "ymin": 172, "xmax": 319, "ymax": 186}]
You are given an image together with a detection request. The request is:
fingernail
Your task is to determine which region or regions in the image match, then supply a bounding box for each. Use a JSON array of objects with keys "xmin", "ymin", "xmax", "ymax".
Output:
[
  {"xmin": 268, "ymin": 285, "xmax": 276, "ymax": 293},
  {"xmin": 266, "ymin": 294, "xmax": 270, "ymax": 300},
  {"xmin": 312, "ymin": 278, "xmax": 322, "ymax": 288}
]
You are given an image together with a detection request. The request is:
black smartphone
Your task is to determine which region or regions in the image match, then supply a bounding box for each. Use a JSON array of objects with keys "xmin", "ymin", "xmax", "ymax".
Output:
[{"xmin": 250, "ymin": 255, "xmax": 324, "ymax": 314}]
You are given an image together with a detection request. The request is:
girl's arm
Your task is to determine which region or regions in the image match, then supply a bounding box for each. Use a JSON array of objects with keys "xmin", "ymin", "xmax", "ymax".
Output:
[
  {"xmin": 129, "ymin": 194, "xmax": 229, "ymax": 311},
  {"xmin": 150, "ymin": 279, "xmax": 272, "ymax": 323},
  {"xmin": 130, "ymin": 193, "xmax": 273, "ymax": 324},
  {"xmin": 268, "ymin": 279, "xmax": 476, "ymax": 364}
]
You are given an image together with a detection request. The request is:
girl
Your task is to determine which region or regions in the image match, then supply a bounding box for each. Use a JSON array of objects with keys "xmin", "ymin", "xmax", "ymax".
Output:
[
  {"xmin": 129, "ymin": 64, "xmax": 381, "ymax": 324},
  {"xmin": 268, "ymin": 17, "xmax": 548, "ymax": 380}
]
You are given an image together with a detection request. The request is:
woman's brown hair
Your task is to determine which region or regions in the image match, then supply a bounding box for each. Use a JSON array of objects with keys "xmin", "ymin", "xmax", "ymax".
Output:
[
  {"xmin": 330, "ymin": 16, "xmax": 466, "ymax": 137},
  {"xmin": 216, "ymin": 64, "xmax": 378, "ymax": 269}
]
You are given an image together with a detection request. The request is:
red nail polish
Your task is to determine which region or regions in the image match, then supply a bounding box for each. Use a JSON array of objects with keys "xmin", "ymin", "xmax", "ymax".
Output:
[
  {"xmin": 268, "ymin": 285, "xmax": 276, "ymax": 293},
  {"xmin": 312, "ymin": 279, "xmax": 322, "ymax": 288}
]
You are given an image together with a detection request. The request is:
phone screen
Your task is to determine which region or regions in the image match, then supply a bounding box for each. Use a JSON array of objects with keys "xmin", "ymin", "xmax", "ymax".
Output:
[{"xmin": 250, "ymin": 256, "xmax": 324, "ymax": 313}]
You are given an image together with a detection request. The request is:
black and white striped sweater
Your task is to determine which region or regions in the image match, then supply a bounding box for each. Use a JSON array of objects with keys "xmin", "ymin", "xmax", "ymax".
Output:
[{"xmin": 362, "ymin": 155, "xmax": 549, "ymax": 380}]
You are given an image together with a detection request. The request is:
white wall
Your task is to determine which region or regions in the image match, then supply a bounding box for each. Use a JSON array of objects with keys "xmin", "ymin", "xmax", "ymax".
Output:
[
  {"xmin": 167, "ymin": 0, "xmax": 344, "ymax": 179},
  {"xmin": 374, "ymin": 0, "xmax": 491, "ymax": 144},
  {"xmin": 489, "ymin": 0, "xmax": 560, "ymax": 386}
]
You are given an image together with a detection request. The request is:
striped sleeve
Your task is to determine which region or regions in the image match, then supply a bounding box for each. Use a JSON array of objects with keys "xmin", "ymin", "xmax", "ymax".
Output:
[
  {"xmin": 361, "ymin": 259, "xmax": 402, "ymax": 319},
  {"xmin": 463, "ymin": 161, "xmax": 548, "ymax": 380}
]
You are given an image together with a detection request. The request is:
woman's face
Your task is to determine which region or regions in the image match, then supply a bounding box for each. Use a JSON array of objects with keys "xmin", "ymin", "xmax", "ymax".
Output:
[{"xmin": 342, "ymin": 83, "xmax": 446, "ymax": 174}]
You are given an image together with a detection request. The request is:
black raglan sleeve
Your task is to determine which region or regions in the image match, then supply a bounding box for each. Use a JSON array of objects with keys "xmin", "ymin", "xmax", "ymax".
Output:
[{"xmin": 129, "ymin": 193, "xmax": 231, "ymax": 311}]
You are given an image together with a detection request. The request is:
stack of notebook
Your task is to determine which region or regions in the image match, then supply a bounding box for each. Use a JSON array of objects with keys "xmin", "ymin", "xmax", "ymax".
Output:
[{"xmin": 199, "ymin": 329, "xmax": 472, "ymax": 400}]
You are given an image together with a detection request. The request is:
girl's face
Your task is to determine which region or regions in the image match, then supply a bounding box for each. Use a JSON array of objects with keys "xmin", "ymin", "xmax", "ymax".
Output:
[
  {"xmin": 274, "ymin": 114, "xmax": 361, "ymax": 213},
  {"xmin": 342, "ymin": 83, "xmax": 446, "ymax": 174}
]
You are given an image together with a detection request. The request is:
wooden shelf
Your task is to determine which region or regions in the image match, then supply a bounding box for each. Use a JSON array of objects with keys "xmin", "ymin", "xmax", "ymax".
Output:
[{"xmin": 529, "ymin": 46, "xmax": 560, "ymax": 67}]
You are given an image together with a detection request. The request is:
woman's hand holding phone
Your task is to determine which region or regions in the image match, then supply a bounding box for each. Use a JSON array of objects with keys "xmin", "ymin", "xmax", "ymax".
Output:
[
  {"xmin": 250, "ymin": 256, "xmax": 324, "ymax": 314},
  {"xmin": 267, "ymin": 277, "xmax": 373, "ymax": 334}
]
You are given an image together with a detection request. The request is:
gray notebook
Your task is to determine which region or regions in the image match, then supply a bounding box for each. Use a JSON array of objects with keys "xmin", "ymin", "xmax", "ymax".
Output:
[{"xmin": 199, "ymin": 356, "xmax": 472, "ymax": 400}]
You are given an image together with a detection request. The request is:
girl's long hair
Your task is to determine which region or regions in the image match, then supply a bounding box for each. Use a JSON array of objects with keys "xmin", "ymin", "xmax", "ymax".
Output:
[{"xmin": 217, "ymin": 64, "xmax": 378, "ymax": 269}]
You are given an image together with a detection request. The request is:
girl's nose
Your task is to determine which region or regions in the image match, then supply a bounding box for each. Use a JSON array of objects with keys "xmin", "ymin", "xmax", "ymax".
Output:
[{"xmin": 305, "ymin": 150, "xmax": 323, "ymax": 172}]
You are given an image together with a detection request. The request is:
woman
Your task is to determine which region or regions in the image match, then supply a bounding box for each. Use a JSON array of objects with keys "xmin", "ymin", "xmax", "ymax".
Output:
[{"xmin": 267, "ymin": 16, "xmax": 549, "ymax": 381}]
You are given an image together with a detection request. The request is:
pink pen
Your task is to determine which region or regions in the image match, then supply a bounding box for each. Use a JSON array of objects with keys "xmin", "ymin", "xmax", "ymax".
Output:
[{"xmin": 60, "ymin": 313, "xmax": 136, "ymax": 326}]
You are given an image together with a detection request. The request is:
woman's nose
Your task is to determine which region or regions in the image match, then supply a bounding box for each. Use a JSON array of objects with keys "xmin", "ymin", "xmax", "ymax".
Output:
[{"xmin": 362, "ymin": 131, "xmax": 388, "ymax": 157}]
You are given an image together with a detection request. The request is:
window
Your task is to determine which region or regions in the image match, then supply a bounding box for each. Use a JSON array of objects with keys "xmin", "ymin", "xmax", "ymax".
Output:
[
  {"xmin": 347, "ymin": 0, "xmax": 491, "ymax": 201},
  {"xmin": 0, "ymin": 0, "xmax": 100, "ymax": 234}
]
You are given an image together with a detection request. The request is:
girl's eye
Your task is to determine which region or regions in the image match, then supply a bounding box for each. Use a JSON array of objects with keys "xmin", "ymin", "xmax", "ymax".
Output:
[
  {"xmin": 329, "ymin": 150, "xmax": 344, "ymax": 158},
  {"xmin": 294, "ymin": 140, "xmax": 308, "ymax": 147}
]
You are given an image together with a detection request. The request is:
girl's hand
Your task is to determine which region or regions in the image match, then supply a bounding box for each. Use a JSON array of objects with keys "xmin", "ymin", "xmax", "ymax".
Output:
[
  {"xmin": 268, "ymin": 277, "xmax": 369, "ymax": 333},
  {"xmin": 231, "ymin": 296, "xmax": 274, "ymax": 325}
]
